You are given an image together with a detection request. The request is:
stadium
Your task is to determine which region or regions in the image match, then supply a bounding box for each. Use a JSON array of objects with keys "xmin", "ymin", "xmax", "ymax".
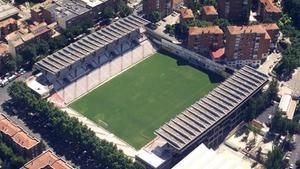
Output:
[{"xmin": 32, "ymin": 14, "xmax": 269, "ymax": 168}]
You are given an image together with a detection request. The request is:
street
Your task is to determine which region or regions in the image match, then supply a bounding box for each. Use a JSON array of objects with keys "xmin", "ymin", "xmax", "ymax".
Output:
[
  {"xmin": 290, "ymin": 134, "xmax": 300, "ymax": 169},
  {"xmin": 0, "ymin": 71, "xmax": 44, "ymax": 142}
]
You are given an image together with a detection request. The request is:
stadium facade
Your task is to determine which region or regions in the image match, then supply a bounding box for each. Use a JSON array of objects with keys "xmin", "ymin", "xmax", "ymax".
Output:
[{"xmin": 137, "ymin": 66, "xmax": 268, "ymax": 169}]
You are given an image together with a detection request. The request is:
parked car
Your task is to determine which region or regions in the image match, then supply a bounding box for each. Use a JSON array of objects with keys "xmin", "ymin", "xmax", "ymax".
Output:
[
  {"xmin": 8, "ymin": 74, "xmax": 16, "ymax": 82},
  {"xmin": 0, "ymin": 78, "xmax": 9, "ymax": 87}
]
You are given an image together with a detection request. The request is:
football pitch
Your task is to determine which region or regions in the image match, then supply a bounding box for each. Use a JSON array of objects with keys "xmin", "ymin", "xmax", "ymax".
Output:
[{"xmin": 70, "ymin": 52, "xmax": 223, "ymax": 149}]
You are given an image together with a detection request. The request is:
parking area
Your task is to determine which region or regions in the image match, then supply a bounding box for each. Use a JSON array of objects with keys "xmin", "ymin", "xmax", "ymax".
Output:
[
  {"xmin": 258, "ymin": 52, "xmax": 281, "ymax": 75},
  {"xmin": 152, "ymin": 12, "xmax": 181, "ymax": 43}
]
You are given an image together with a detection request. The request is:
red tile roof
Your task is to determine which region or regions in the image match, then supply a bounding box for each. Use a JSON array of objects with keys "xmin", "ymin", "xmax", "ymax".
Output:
[
  {"xmin": 260, "ymin": 0, "xmax": 281, "ymax": 13},
  {"xmin": 203, "ymin": 6, "xmax": 218, "ymax": 15},
  {"xmin": 261, "ymin": 23, "xmax": 280, "ymax": 30},
  {"xmin": 227, "ymin": 25, "xmax": 267, "ymax": 35},
  {"xmin": 0, "ymin": 114, "xmax": 40, "ymax": 150},
  {"xmin": 180, "ymin": 8, "xmax": 194, "ymax": 19},
  {"xmin": 189, "ymin": 26, "xmax": 223, "ymax": 35},
  {"xmin": 0, "ymin": 18, "xmax": 16, "ymax": 28},
  {"xmin": 21, "ymin": 150, "xmax": 73, "ymax": 169},
  {"xmin": 211, "ymin": 48, "xmax": 225, "ymax": 59}
]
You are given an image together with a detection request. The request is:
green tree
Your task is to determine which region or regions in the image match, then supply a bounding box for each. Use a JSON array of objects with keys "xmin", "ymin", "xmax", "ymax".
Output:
[
  {"xmin": 116, "ymin": 0, "xmax": 132, "ymax": 17},
  {"xmin": 7, "ymin": 81, "xmax": 143, "ymax": 169},
  {"xmin": 265, "ymin": 146, "xmax": 286, "ymax": 169},
  {"xmin": 36, "ymin": 40, "xmax": 49, "ymax": 55},
  {"xmin": 20, "ymin": 45, "xmax": 37, "ymax": 66},
  {"xmin": 283, "ymin": 0, "xmax": 300, "ymax": 29},
  {"xmin": 0, "ymin": 135, "xmax": 27, "ymax": 169},
  {"xmin": 270, "ymin": 109, "xmax": 300, "ymax": 135},
  {"xmin": 5, "ymin": 57, "xmax": 17, "ymax": 72},
  {"xmin": 148, "ymin": 10, "xmax": 161, "ymax": 23},
  {"xmin": 202, "ymin": 0, "xmax": 217, "ymax": 6},
  {"xmin": 185, "ymin": 0, "xmax": 201, "ymax": 13},
  {"xmin": 103, "ymin": 7, "xmax": 115, "ymax": 18},
  {"xmin": 214, "ymin": 18, "xmax": 230, "ymax": 32}
]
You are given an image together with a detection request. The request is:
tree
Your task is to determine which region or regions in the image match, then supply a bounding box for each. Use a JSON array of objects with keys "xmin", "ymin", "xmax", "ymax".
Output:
[
  {"xmin": 265, "ymin": 146, "xmax": 286, "ymax": 169},
  {"xmin": 283, "ymin": 0, "xmax": 300, "ymax": 29},
  {"xmin": 214, "ymin": 18, "xmax": 230, "ymax": 32},
  {"xmin": 270, "ymin": 109, "xmax": 300, "ymax": 135},
  {"xmin": 5, "ymin": 57, "xmax": 17, "ymax": 72},
  {"xmin": 0, "ymin": 135, "xmax": 27, "ymax": 169},
  {"xmin": 165, "ymin": 24, "xmax": 175, "ymax": 35},
  {"xmin": 202, "ymin": 0, "xmax": 217, "ymax": 6},
  {"xmin": 116, "ymin": 0, "xmax": 132, "ymax": 17},
  {"xmin": 36, "ymin": 40, "xmax": 49, "ymax": 55},
  {"xmin": 20, "ymin": 45, "xmax": 37, "ymax": 66},
  {"xmin": 185, "ymin": 0, "xmax": 201, "ymax": 13},
  {"xmin": 103, "ymin": 7, "xmax": 115, "ymax": 18},
  {"xmin": 244, "ymin": 79, "xmax": 278, "ymax": 122},
  {"xmin": 7, "ymin": 81, "xmax": 143, "ymax": 169},
  {"xmin": 148, "ymin": 10, "xmax": 161, "ymax": 23},
  {"xmin": 278, "ymin": 14, "xmax": 293, "ymax": 28}
]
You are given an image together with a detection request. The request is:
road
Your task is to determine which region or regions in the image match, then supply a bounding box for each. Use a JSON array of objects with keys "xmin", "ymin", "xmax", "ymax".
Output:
[
  {"xmin": 287, "ymin": 67, "xmax": 300, "ymax": 97},
  {"xmin": 290, "ymin": 134, "xmax": 300, "ymax": 169},
  {"xmin": 0, "ymin": 71, "xmax": 44, "ymax": 141}
]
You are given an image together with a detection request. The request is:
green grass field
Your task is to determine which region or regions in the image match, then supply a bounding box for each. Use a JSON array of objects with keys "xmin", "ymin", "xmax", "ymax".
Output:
[{"xmin": 70, "ymin": 52, "xmax": 223, "ymax": 149}]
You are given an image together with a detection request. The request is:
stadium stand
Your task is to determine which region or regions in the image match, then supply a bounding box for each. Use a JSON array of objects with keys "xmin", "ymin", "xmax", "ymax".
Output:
[
  {"xmin": 155, "ymin": 66, "xmax": 268, "ymax": 152},
  {"xmin": 35, "ymin": 14, "xmax": 150, "ymax": 91}
]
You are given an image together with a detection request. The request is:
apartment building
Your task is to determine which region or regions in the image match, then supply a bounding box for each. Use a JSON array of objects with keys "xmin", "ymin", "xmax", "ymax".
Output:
[
  {"xmin": 261, "ymin": 23, "xmax": 280, "ymax": 48},
  {"xmin": 0, "ymin": 114, "xmax": 44, "ymax": 159},
  {"xmin": 5, "ymin": 22, "xmax": 52, "ymax": 57},
  {"xmin": 44, "ymin": 0, "xmax": 93, "ymax": 29},
  {"xmin": 257, "ymin": 0, "xmax": 281, "ymax": 21},
  {"xmin": 21, "ymin": 150, "xmax": 73, "ymax": 169},
  {"xmin": 30, "ymin": 0, "xmax": 54, "ymax": 23},
  {"xmin": 202, "ymin": 5, "xmax": 218, "ymax": 21},
  {"xmin": 187, "ymin": 26, "xmax": 224, "ymax": 55},
  {"xmin": 0, "ymin": 0, "xmax": 19, "ymax": 21},
  {"xmin": 225, "ymin": 25, "xmax": 271, "ymax": 67},
  {"xmin": 180, "ymin": 8, "xmax": 194, "ymax": 22},
  {"xmin": 218, "ymin": 0, "xmax": 251, "ymax": 22},
  {"xmin": 0, "ymin": 18, "xmax": 17, "ymax": 39},
  {"xmin": 143, "ymin": 0, "xmax": 184, "ymax": 17},
  {"xmin": 0, "ymin": 43, "xmax": 9, "ymax": 71}
]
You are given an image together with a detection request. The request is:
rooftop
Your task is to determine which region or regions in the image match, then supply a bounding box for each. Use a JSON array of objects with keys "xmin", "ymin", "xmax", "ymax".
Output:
[
  {"xmin": 0, "ymin": 18, "xmax": 16, "ymax": 28},
  {"xmin": 261, "ymin": 23, "xmax": 280, "ymax": 30},
  {"xmin": 172, "ymin": 143, "xmax": 251, "ymax": 169},
  {"xmin": 189, "ymin": 26, "xmax": 223, "ymax": 35},
  {"xmin": 155, "ymin": 66, "xmax": 268, "ymax": 151},
  {"xmin": 5, "ymin": 22, "xmax": 50, "ymax": 47},
  {"xmin": 46, "ymin": 0, "xmax": 89, "ymax": 22},
  {"xmin": 203, "ymin": 5, "xmax": 218, "ymax": 15},
  {"xmin": 35, "ymin": 14, "xmax": 150, "ymax": 75},
  {"xmin": 227, "ymin": 25, "xmax": 267, "ymax": 35},
  {"xmin": 211, "ymin": 48, "xmax": 225, "ymax": 59},
  {"xmin": 180, "ymin": 8, "xmax": 194, "ymax": 19},
  {"xmin": 260, "ymin": 0, "xmax": 281, "ymax": 13},
  {"xmin": 0, "ymin": 43, "xmax": 9, "ymax": 55},
  {"xmin": 0, "ymin": 1, "xmax": 19, "ymax": 21},
  {"xmin": 21, "ymin": 150, "xmax": 73, "ymax": 169},
  {"xmin": 80, "ymin": 0, "xmax": 108, "ymax": 8},
  {"xmin": 0, "ymin": 114, "xmax": 40, "ymax": 150}
]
